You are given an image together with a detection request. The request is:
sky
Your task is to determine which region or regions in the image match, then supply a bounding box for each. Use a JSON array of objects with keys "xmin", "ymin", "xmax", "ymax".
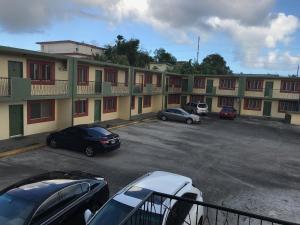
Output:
[{"xmin": 0, "ymin": 0, "xmax": 300, "ymax": 76}]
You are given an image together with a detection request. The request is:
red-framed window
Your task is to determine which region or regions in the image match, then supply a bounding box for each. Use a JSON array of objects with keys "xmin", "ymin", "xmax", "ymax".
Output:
[
  {"xmin": 246, "ymin": 79, "xmax": 263, "ymax": 91},
  {"xmin": 194, "ymin": 77, "xmax": 205, "ymax": 88},
  {"xmin": 27, "ymin": 60, "xmax": 55, "ymax": 84},
  {"xmin": 125, "ymin": 71, "xmax": 129, "ymax": 86},
  {"xmin": 104, "ymin": 68, "xmax": 118, "ymax": 86},
  {"xmin": 131, "ymin": 96, "xmax": 135, "ymax": 109},
  {"xmin": 168, "ymin": 94, "xmax": 180, "ymax": 104},
  {"xmin": 169, "ymin": 76, "xmax": 182, "ymax": 88},
  {"xmin": 156, "ymin": 74, "xmax": 162, "ymax": 87},
  {"xmin": 103, "ymin": 97, "xmax": 117, "ymax": 113},
  {"xmin": 219, "ymin": 79, "xmax": 236, "ymax": 90},
  {"xmin": 77, "ymin": 65, "xmax": 89, "ymax": 85},
  {"xmin": 27, "ymin": 99, "xmax": 55, "ymax": 124},
  {"xmin": 218, "ymin": 97, "xmax": 234, "ymax": 107},
  {"xmin": 74, "ymin": 99, "xmax": 88, "ymax": 117},
  {"xmin": 244, "ymin": 98, "xmax": 262, "ymax": 111},
  {"xmin": 144, "ymin": 73, "xmax": 153, "ymax": 86},
  {"xmin": 280, "ymin": 80, "xmax": 300, "ymax": 93},
  {"xmin": 143, "ymin": 95, "xmax": 151, "ymax": 108},
  {"xmin": 278, "ymin": 100, "xmax": 299, "ymax": 112},
  {"xmin": 190, "ymin": 95, "xmax": 204, "ymax": 103}
]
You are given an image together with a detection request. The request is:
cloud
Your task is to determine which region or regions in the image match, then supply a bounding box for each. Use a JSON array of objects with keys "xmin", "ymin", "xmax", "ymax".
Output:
[{"xmin": 206, "ymin": 13, "xmax": 300, "ymax": 70}]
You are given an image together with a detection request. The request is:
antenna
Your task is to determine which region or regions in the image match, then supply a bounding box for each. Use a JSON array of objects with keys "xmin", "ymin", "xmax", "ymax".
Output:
[{"xmin": 297, "ymin": 64, "xmax": 299, "ymax": 77}]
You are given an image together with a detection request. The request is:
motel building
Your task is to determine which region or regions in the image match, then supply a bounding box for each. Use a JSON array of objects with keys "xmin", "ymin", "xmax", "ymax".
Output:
[{"xmin": 0, "ymin": 45, "xmax": 300, "ymax": 140}]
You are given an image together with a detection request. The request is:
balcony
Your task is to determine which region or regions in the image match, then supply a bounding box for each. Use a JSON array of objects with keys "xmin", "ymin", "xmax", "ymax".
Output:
[
  {"xmin": 132, "ymin": 83, "xmax": 163, "ymax": 95},
  {"xmin": 103, "ymin": 82, "xmax": 129, "ymax": 96},
  {"xmin": 167, "ymin": 85, "xmax": 182, "ymax": 94},
  {"xmin": 132, "ymin": 83, "xmax": 143, "ymax": 94},
  {"xmin": 31, "ymin": 80, "xmax": 69, "ymax": 96},
  {"xmin": 216, "ymin": 86, "xmax": 239, "ymax": 97},
  {"xmin": 0, "ymin": 77, "xmax": 10, "ymax": 97},
  {"xmin": 77, "ymin": 81, "xmax": 102, "ymax": 96}
]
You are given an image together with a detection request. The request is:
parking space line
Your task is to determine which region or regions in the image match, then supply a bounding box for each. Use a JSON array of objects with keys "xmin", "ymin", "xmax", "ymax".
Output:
[{"xmin": 0, "ymin": 144, "xmax": 45, "ymax": 159}]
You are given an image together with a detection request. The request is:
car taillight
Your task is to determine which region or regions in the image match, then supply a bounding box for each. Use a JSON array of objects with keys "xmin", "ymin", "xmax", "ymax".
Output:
[{"xmin": 100, "ymin": 137, "xmax": 109, "ymax": 144}]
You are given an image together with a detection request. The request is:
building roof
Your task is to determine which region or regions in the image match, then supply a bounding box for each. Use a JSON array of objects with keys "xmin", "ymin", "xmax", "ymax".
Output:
[{"xmin": 36, "ymin": 40, "xmax": 106, "ymax": 50}]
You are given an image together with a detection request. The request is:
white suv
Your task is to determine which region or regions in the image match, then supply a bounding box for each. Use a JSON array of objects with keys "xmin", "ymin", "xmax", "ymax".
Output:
[
  {"xmin": 84, "ymin": 171, "xmax": 203, "ymax": 225},
  {"xmin": 184, "ymin": 102, "xmax": 209, "ymax": 115}
]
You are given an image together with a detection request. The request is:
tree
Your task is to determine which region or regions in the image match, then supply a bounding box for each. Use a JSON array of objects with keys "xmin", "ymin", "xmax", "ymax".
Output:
[
  {"xmin": 95, "ymin": 35, "xmax": 153, "ymax": 67},
  {"xmin": 200, "ymin": 54, "xmax": 232, "ymax": 75},
  {"xmin": 153, "ymin": 48, "xmax": 177, "ymax": 65},
  {"xmin": 172, "ymin": 60, "xmax": 196, "ymax": 74}
]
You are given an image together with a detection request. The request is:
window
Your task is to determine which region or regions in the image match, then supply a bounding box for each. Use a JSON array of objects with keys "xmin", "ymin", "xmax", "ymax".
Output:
[
  {"xmin": 190, "ymin": 95, "xmax": 204, "ymax": 103},
  {"xmin": 280, "ymin": 80, "xmax": 300, "ymax": 93},
  {"xmin": 77, "ymin": 65, "xmax": 89, "ymax": 85},
  {"xmin": 125, "ymin": 71, "xmax": 129, "ymax": 86},
  {"xmin": 244, "ymin": 98, "xmax": 262, "ymax": 110},
  {"xmin": 156, "ymin": 74, "xmax": 162, "ymax": 87},
  {"xmin": 104, "ymin": 68, "xmax": 118, "ymax": 86},
  {"xmin": 75, "ymin": 99, "xmax": 88, "ymax": 117},
  {"xmin": 27, "ymin": 60, "xmax": 54, "ymax": 84},
  {"xmin": 27, "ymin": 100, "xmax": 55, "ymax": 124},
  {"xmin": 219, "ymin": 78, "xmax": 236, "ymax": 90},
  {"xmin": 103, "ymin": 97, "xmax": 117, "ymax": 113},
  {"xmin": 194, "ymin": 77, "xmax": 205, "ymax": 88},
  {"xmin": 131, "ymin": 96, "xmax": 135, "ymax": 109},
  {"xmin": 169, "ymin": 76, "xmax": 182, "ymax": 88},
  {"xmin": 144, "ymin": 73, "xmax": 152, "ymax": 86},
  {"xmin": 278, "ymin": 101, "xmax": 299, "ymax": 112},
  {"xmin": 168, "ymin": 94, "xmax": 180, "ymax": 104},
  {"xmin": 218, "ymin": 97, "xmax": 234, "ymax": 107},
  {"xmin": 143, "ymin": 95, "xmax": 151, "ymax": 107},
  {"xmin": 246, "ymin": 79, "xmax": 263, "ymax": 91}
]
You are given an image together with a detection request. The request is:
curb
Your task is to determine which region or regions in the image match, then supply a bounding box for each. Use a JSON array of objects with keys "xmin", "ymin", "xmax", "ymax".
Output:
[
  {"xmin": 0, "ymin": 143, "xmax": 45, "ymax": 159},
  {"xmin": 0, "ymin": 117, "xmax": 157, "ymax": 159}
]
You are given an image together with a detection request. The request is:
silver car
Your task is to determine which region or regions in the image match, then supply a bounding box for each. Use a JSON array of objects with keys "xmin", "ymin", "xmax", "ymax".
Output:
[{"xmin": 157, "ymin": 108, "xmax": 200, "ymax": 124}]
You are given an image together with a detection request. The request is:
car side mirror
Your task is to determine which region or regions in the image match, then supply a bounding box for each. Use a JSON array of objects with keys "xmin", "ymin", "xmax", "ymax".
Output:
[{"xmin": 84, "ymin": 209, "xmax": 93, "ymax": 224}]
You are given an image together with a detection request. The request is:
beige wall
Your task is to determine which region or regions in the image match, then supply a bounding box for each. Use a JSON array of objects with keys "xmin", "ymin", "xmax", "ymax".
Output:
[
  {"xmin": 73, "ymin": 98, "xmax": 95, "ymax": 125},
  {"xmin": 131, "ymin": 96, "xmax": 139, "ymax": 116},
  {"xmin": 290, "ymin": 113, "xmax": 300, "ymax": 125},
  {"xmin": 101, "ymin": 97, "xmax": 119, "ymax": 121},
  {"xmin": 131, "ymin": 95, "xmax": 162, "ymax": 116},
  {"xmin": 240, "ymin": 99, "xmax": 263, "ymax": 117},
  {"xmin": 0, "ymin": 102, "xmax": 10, "ymax": 140},
  {"xmin": 153, "ymin": 95, "xmax": 163, "ymax": 112},
  {"xmin": 57, "ymin": 99, "xmax": 72, "ymax": 129},
  {"xmin": 118, "ymin": 96, "xmax": 130, "ymax": 120}
]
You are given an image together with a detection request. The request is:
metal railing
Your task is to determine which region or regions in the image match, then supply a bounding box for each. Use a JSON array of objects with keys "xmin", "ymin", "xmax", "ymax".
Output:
[
  {"xmin": 151, "ymin": 84, "xmax": 162, "ymax": 94},
  {"xmin": 0, "ymin": 77, "xmax": 10, "ymax": 96},
  {"xmin": 167, "ymin": 85, "xmax": 182, "ymax": 93},
  {"xmin": 110, "ymin": 82, "xmax": 129, "ymax": 95},
  {"xmin": 133, "ymin": 83, "xmax": 143, "ymax": 94},
  {"xmin": 77, "ymin": 81, "xmax": 102, "ymax": 95},
  {"xmin": 120, "ymin": 192, "xmax": 299, "ymax": 225},
  {"xmin": 133, "ymin": 83, "xmax": 163, "ymax": 94},
  {"xmin": 31, "ymin": 80, "xmax": 69, "ymax": 96}
]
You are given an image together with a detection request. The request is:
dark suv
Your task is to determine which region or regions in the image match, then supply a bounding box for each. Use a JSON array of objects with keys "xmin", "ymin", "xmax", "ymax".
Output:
[
  {"xmin": 0, "ymin": 171, "xmax": 109, "ymax": 225},
  {"xmin": 47, "ymin": 124, "xmax": 120, "ymax": 157}
]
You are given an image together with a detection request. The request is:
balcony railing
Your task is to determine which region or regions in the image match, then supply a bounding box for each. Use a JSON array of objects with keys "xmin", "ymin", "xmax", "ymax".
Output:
[
  {"xmin": 133, "ymin": 83, "xmax": 143, "ymax": 94},
  {"xmin": 120, "ymin": 191, "xmax": 298, "ymax": 225},
  {"xmin": 151, "ymin": 84, "xmax": 162, "ymax": 94},
  {"xmin": 77, "ymin": 81, "xmax": 102, "ymax": 95},
  {"xmin": 0, "ymin": 77, "xmax": 10, "ymax": 97},
  {"xmin": 103, "ymin": 82, "xmax": 129, "ymax": 96},
  {"xmin": 31, "ymin": 80, "xmax": 69, "ymax": 96},
  {"xmin": 132, "ymin": 83, "xmax": 163, "ymax": 95},
  {"xmin": 167, "ymin": 85, "xmax": 182, "ymax": 93}
]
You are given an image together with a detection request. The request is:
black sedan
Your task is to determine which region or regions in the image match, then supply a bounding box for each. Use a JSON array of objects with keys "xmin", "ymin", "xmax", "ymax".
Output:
[
  {"xmin": 47, "ymin": 124, "xmax": 120, "ymax": 157},
  {"xmin": 0, "ymin": 171, "xmax": 109, "ymax": 225}
]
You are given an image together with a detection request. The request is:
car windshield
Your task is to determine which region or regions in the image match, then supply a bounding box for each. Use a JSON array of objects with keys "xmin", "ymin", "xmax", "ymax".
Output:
[
  {"xmin": 89, "ymin": 199, "xmax": 161, "ymax": 225},
  {"xmin": 87, "ymin": 127, "xmax": 112, "ymax": 137},
  {"xmin": 0, "ymin": 193, "xmax": 36, "ymax": 225},
  {"xmin": 198, "ymin": 103, "xmax": 207, "ymax": 108},
  {"xmin": 222, "ymin": 108, "xmax": 233, "ymax": 112},
  {"xmin": 179, "ymin": 109, "xmax": 189, "ymax": 115}
]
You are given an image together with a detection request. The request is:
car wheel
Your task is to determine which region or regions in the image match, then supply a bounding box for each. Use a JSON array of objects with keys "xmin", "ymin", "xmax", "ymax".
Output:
[
  {"xmin": 186, "ymin": 118, "xmax": 193, "ymax": 124},
  {"xmin": 161, "ymin": 116, "xmax": 167, "ymax": 121},
  {"xmin": 49, "ymin": 138, "xmax": 57, "ymax": 148},
  {"xmin": 85, "ymin": 146, "xmax": 95, "ymax": 157}
]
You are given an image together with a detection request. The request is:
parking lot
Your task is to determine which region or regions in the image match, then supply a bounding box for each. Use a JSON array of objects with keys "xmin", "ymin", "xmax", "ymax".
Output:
[{"xmin": 0, "ymin": 117, "xmax": 299, "ymax": 222}]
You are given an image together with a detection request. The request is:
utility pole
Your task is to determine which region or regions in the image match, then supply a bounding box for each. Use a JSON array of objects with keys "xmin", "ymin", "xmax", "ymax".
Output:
[
  {"xmin": 196, "ymin": 36, "xmax": 200, "ymax": 64},
  {"xmin": 297, "ymin": 64, "xmax": 299, "ymax": 77}
]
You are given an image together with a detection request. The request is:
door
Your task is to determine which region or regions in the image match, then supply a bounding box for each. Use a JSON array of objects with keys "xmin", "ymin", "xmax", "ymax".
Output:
[
  {"xmin": 264, "ymin": 81, "xmax": 273, "ymax": 98},
  {"xmin": 8, "ymin": 61, "xmax": 23, "ymax": 78},
  {"xmin": 263, "ymin": 101, "xmax": 272, "ymax": 117},
  {"xmin": 181, "ymin": 96, "xmax": 187, "ymax": 108},
  {"xmin": 206, "ymin": 97, "xmax": 212, "ymax": 112},
  {"xmin": 94, "ymin": 100, "xmax": 101, "ymax": 122},
  {"xmin": 165, "ymin": 96, "xmax": 168, "ymax": 109},
  {"xmin": 182, "ymin": 79, "xmax": 188, "ymax": 92},
  {"xmin": 9, "ymin": 105, "xmax": 23, "ymax": 137},
  {"xmin": 95, "ymin": 70, "xmax": 102, "ymax": 94},
  {"xmin": 138, "ymin": 97, "xmax": 143, "ymax": 114},
  {"xmin": 165, "ymin": 77, "xmax": 169, "ymax": 92},
  {"xmin": 206, "ymin": 80, "xmax": 213, "ymax": 94}
]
